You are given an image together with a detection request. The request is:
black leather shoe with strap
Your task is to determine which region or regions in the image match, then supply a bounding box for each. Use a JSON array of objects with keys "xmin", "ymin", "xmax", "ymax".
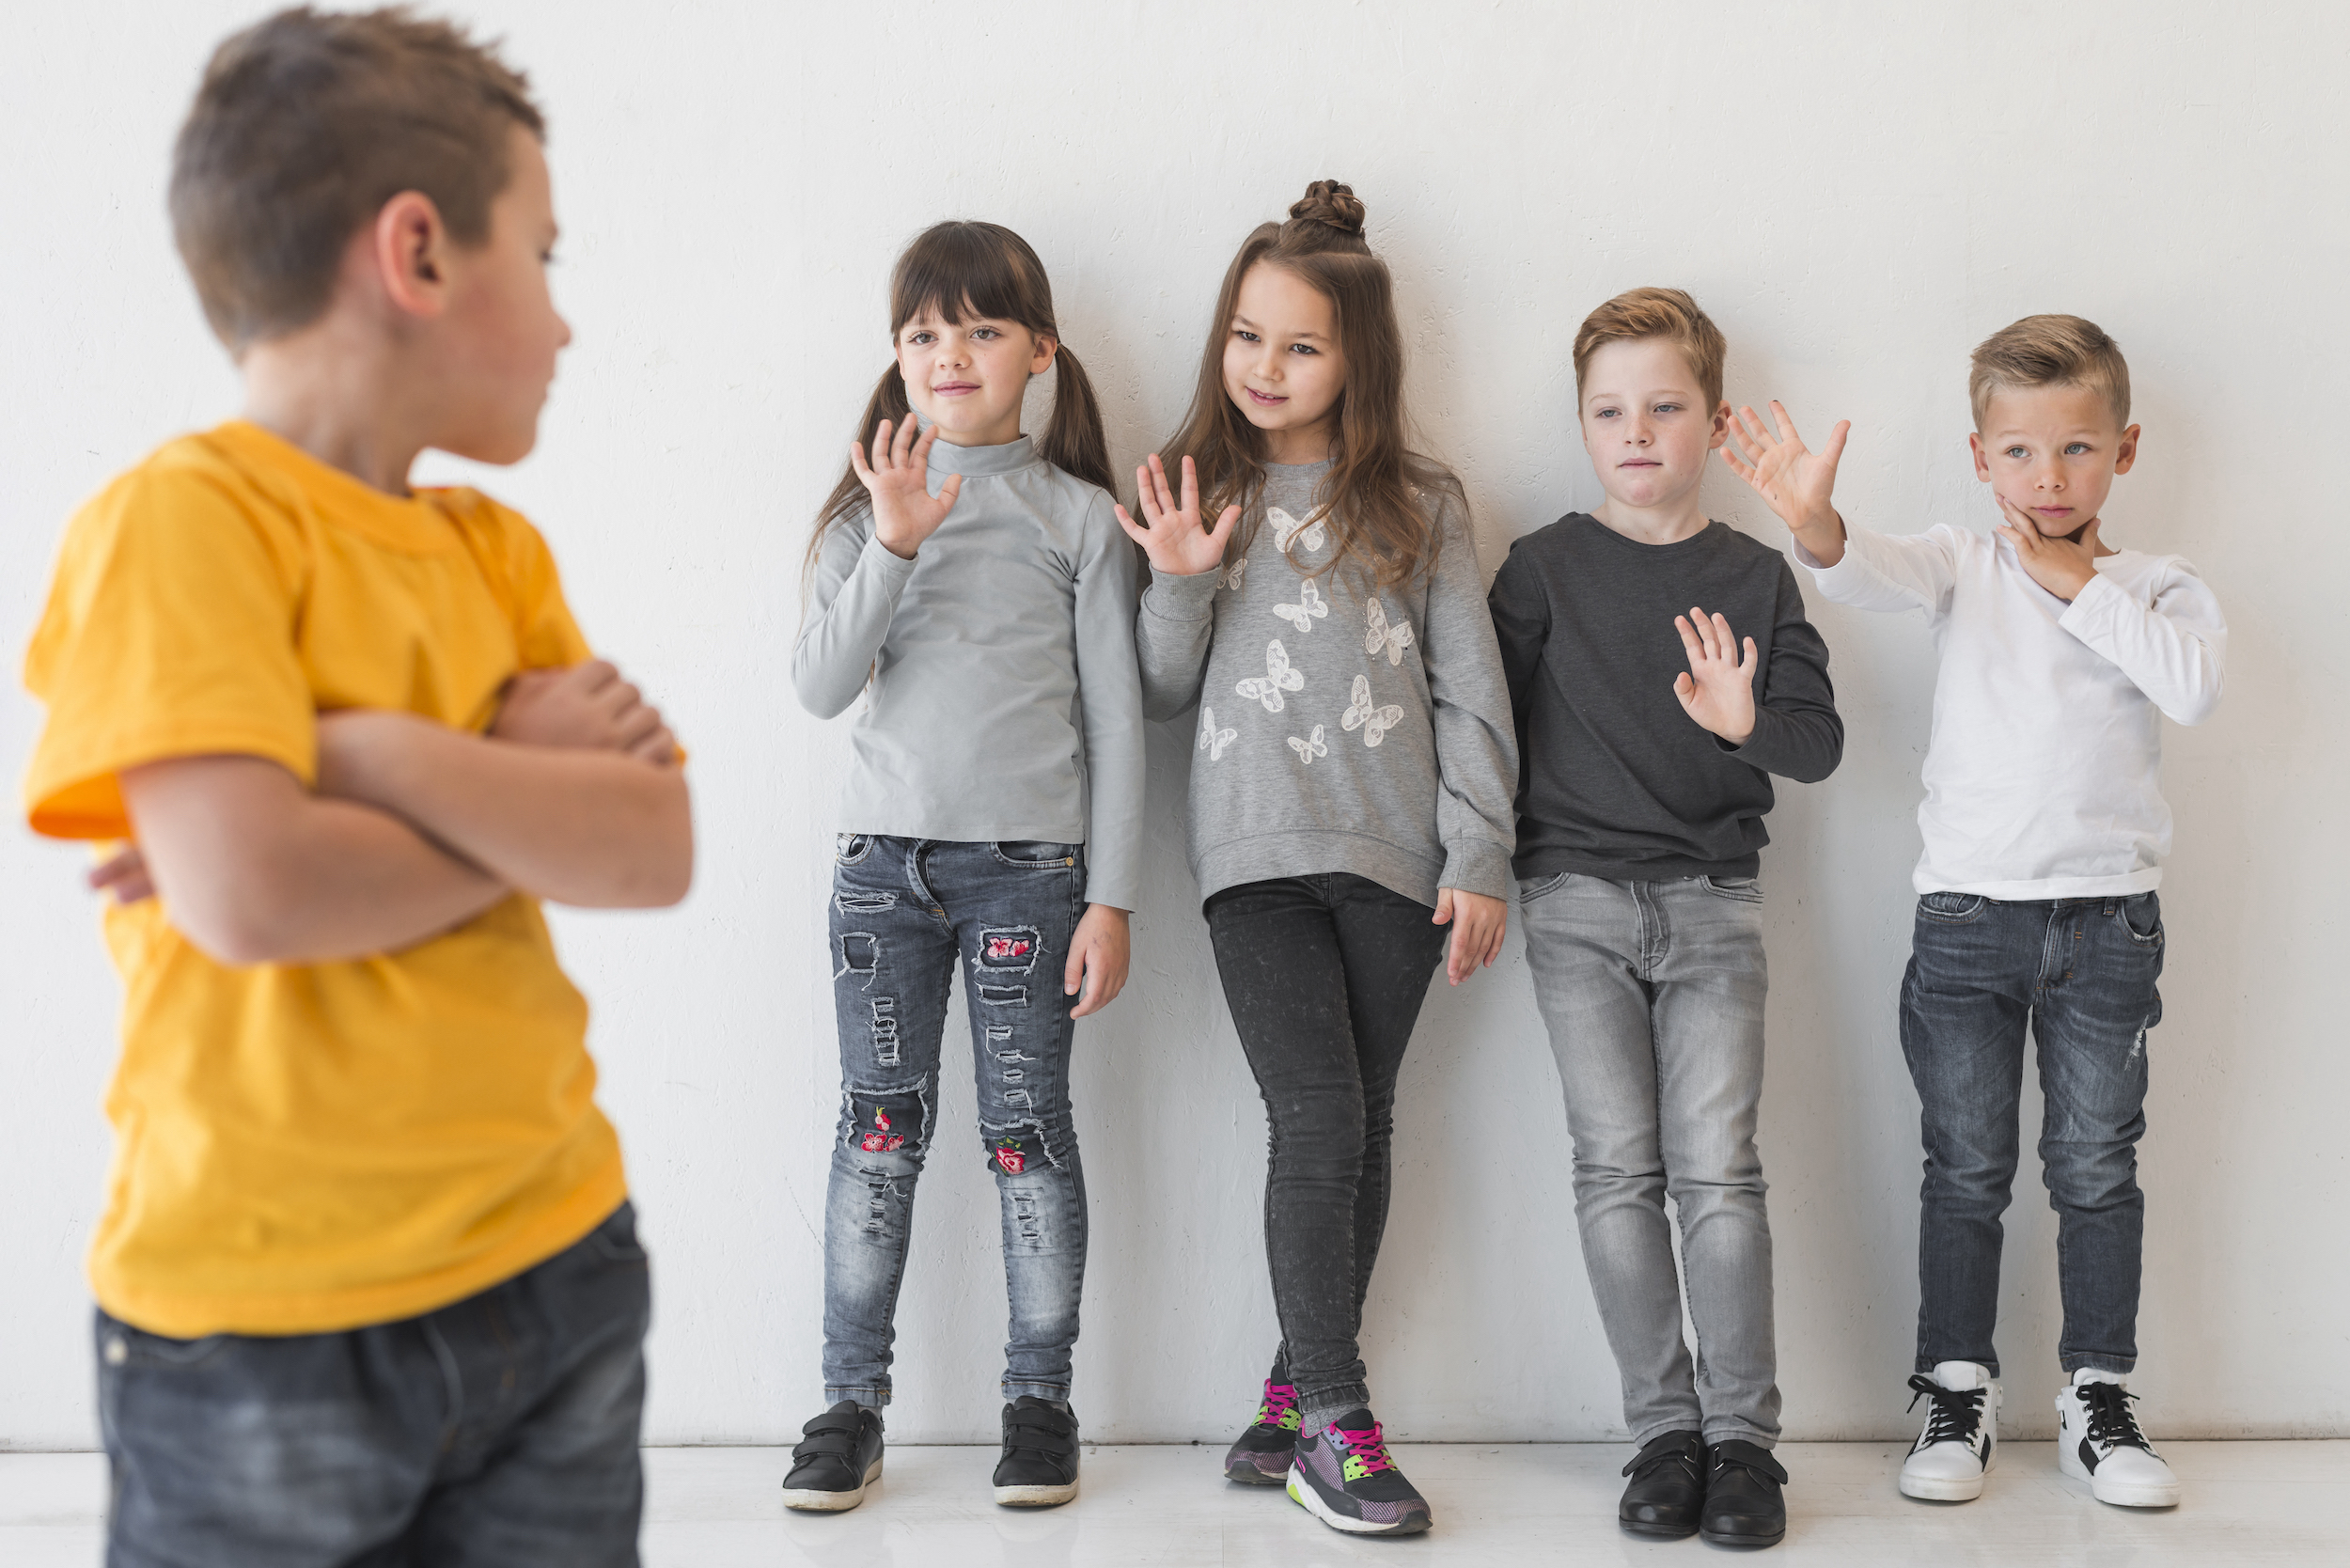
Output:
[
  {"xmin": 781, "ymin": 1401, "xmax": 885, "ymax": 1512},
  {"xmin": 1618, "ymin": 1430, "xmax": 1706, "ymax": 1538},
  {"xmin": 1701, "ymin": 1438, "xmax": 1789, "ymax": 1547},
  {"xmin": 994, "ymin": 1397, "xmax": 1081, "ymax": 1508}
]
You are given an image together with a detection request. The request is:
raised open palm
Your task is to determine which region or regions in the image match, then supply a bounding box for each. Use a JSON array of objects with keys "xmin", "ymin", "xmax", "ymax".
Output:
[
  {"xmin": 1721, "ymin": 400, "xmax": 1849, "ymax": 534},
  {"xmin": 1116, "ymin": 453, "xmax": 1241, "ymax": 577},
  {"xmin": 1672, "ymin": 606, "xmax": 1759, "ymax": 745},
  {"xmin": 852, "ymin": 416, "xmax": 963, "ymax": 559}
]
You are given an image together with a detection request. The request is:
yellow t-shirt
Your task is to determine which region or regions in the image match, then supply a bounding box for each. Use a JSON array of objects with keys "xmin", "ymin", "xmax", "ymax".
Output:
[{"xmin": 21, "ymin": 420, "xmax": 627, "ymax": 1338}]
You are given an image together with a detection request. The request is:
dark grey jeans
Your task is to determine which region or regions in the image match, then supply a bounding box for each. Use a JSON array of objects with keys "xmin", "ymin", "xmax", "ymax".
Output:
[
  {"xmin": 97, "ymin": 1202, "xmax": 650, "ymax": 1568},
  {"xmin": 1903, "ymin": 890, "xmax": 2165, "ymax": 1377},
  {"xmin": 1520, "ymin": 871, "xmax": 1779, "ymax": 1450},
  {"xmin": 1204, "ymin": 873, "xmax": 1448, "ymax": 1424},
  {"xmin": 821, "ymin": 834, "xmax": 1090, "ymax": 1407}
]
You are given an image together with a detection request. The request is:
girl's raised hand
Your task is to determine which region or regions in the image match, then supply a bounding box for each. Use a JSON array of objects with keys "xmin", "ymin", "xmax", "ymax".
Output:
[
  {"xmin": 1721, "ymin": 400, "xmax": 1849, "ymax": 540},
  {"xmin": 1115, "ymin": 454, "xmax": 1241, "ymax": 577},
  {"xmin": 852, "ymin": 416, "xmax": 963, "ymax": 559}
]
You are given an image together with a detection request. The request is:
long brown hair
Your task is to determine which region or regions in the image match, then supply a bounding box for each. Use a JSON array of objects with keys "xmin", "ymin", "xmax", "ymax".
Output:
[
  {"xmin": 1160, "ymin": 180, "xmax": 1455, "ymax": 588},
  {"xmin": 807, "ymin": 221, "xmax": 1110, "ymax": 577}
]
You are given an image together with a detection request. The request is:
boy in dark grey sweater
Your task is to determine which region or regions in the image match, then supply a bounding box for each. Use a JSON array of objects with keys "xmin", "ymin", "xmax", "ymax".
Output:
[{"xmin": 1487, "ymin": 289, "xmax": 1840, "ymax": 1550}]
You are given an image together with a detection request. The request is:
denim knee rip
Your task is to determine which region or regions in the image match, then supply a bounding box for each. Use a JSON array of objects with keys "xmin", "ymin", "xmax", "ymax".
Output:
[
  {"xmin": 837, "ymin": 933, "xmax": 881, "ymax": 988},
  {"xmin": 980, "ymin": 1117, "xmax": 1063, "ymax": 1177}
]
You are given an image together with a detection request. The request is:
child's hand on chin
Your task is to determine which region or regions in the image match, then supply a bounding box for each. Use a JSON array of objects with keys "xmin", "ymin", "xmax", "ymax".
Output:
[{"xmin": 1993, "ymin": 494, "xmax": 2100, "ymax": 603}]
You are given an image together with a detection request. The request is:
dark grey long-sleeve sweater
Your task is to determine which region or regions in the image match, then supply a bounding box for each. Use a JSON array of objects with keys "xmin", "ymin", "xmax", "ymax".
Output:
[{"xmin": 1487, "ymin": 513, "xmax": 1841, "ymax": 881}]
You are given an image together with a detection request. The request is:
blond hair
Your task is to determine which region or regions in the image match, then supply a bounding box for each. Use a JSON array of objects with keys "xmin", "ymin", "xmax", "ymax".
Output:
[
  {"xmin": 1968, "ymin": 314, "xmax": 2131, "ymax": 430},
  {"xmin": 1573, "ymin": 287, "xmax": 1727, "ymax": 413}
]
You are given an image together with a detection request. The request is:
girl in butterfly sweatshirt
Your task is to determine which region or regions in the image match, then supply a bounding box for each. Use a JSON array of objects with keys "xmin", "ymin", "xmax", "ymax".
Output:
[{"xmin": 1122, "ymin": 182, "xmax": 1516, "ymax": 1539}]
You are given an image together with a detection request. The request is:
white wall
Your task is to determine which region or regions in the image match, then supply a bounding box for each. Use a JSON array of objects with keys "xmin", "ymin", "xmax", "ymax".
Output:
[{"xmin": 5, "ymin": 0, "xmax": 2345, "ymax": 1450}]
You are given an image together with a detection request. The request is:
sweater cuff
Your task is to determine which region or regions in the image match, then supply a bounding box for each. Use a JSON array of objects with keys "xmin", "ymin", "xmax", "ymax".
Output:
[
  {"xmin": 1438, "ymin": 839, "xmax": 1515, "ymax": 902},
  {"xmin": 1790, "ymin": 532, "xmax": 1871, "ymax": 599},
  {"xmin": 1142, "ymin": 567, "xmax": 1221, "ymax": 621},
  {"xmin": 859, "ymin": 532, "xmax": 920, "ymax": 585},
  {"xmin": 1716, "ymin": 710, "xmax": 1795, "ymax": 778},
  {"xmin": 2056, "ymin": 569, "xmax": 2123, "ymax": 643}
]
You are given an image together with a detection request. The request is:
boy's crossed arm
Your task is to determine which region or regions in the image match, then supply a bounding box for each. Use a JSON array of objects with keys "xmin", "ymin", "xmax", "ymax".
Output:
[{"xmin": 118, "ymin": 659, "xmax": 693, "ymax": 966}]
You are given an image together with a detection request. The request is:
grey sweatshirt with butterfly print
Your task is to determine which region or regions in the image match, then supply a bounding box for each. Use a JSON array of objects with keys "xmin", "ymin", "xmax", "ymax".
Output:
[{"xmin": 1136, "ymin": 459, "xmax": 1518, "ymax": 907}]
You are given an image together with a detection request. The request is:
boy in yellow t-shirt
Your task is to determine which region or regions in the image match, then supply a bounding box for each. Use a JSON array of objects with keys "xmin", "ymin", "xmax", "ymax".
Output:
[{"xmin": 20, "ymin": 10, "xmax": 692, "ymax": 1563}]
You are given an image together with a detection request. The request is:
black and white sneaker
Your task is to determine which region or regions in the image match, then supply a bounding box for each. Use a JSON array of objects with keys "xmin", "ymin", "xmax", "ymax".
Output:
[
  {"xmin": 1900, "ymin": 1360, "xmax": 1998, "ymax": 1501},
  {"xmin": 994, "ymin": 1397, "xmax": 1081, "ymax": 1508},
  {"xmin": 2057, "ymin": 1370, "xmax": 2180, "ymax": 1508},
  {"xmin": 1285, "ymin": 1408, "xmax": 1432, "ymax": 1536},
  {"xmin": 781, "ymin": 1401, "xmax": 885, "ymax": 1512}
]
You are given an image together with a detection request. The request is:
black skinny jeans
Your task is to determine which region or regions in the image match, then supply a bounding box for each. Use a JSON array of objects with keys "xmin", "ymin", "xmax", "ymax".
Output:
[{"xmin": 1205, "ymin": 873, "xmax": 1448, "ymax": 1420}]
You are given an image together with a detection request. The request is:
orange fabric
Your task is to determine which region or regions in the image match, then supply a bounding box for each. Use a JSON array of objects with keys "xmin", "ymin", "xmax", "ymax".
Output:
[{"xmin": 21, "ymin": 421, "xmax": 625, "ymax": 1337}]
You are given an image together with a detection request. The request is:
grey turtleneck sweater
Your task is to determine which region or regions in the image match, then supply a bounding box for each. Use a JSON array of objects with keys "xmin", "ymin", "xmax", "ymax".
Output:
[
  {"xmin": 792, "ymin": 435, "xmax": 1145, "ymax": 911},
  {"xmin": 1135, "ymin": 461, "xmax": 1518, "ymax": 907}
]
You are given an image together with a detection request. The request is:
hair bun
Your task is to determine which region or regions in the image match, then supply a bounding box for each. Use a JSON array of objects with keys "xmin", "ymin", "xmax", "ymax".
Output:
[{"xmin": 1289, "ymin": 180, "xmax": 1366, "ymax": 238}]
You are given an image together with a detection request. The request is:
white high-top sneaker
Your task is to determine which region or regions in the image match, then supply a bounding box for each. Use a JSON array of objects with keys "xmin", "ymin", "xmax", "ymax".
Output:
[
  {"xmin": 2056, "ymin": 1369, "xmax": 2180, "ymax": 1508},
  {"xmin": 1899, "ymin": 1361, "xmax": 1998, "ymax": 1501}
]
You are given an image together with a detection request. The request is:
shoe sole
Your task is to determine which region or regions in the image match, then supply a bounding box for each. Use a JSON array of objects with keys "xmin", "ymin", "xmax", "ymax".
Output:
[
  {"xmin": 1700, "ymin": 1524, "xmax": 1787, "ymax": 1546},
  {"xmin": 1225, "ymin": 1461, "xmax": 1290, "ymax": 1485},
  {"xmin": 1285, "ymin": 1472, "xmax": 1432, "ymax": 1536},
  {"xmin": 782, "ymin": 1456, "xmax": 882, "ymax": 1512},
  {"xmin": 994, "ymin": 1481, "xmax": 1078, "ymax": 1508},
  {"xmin": 2058, "ymin": 1449, "xmax": 2179, "ymax": 1508}
]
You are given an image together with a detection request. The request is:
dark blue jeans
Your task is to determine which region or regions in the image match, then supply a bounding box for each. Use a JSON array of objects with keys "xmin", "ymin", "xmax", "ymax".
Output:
[
  {"xmin": 97, "ymin": 1201, "xmax": 650, "ymax": 1568},
  {"xmin": 822, "ymin": 835, "xmax": 1090, "ymax": 1407},
  {"xmin": 1903, "ymin": 892, "xmax": 2165, "ymax": 1377}
]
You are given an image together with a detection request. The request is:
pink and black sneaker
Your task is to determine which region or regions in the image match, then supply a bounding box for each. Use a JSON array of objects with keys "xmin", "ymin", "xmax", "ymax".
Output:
[
  {"xmin": 1223, "ymin": 1378, "xmax": 1303, "ymax": 1484},
  {"xmin": 1286, "ymin": 1408, "xmax": 1432, "ymax": 1535}
]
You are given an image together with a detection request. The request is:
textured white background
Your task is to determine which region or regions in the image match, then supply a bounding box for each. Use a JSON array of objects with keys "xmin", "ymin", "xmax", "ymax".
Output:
[{"xmin": 4, "ymin": 1, "xmax": 2344, "ymax": 1449}]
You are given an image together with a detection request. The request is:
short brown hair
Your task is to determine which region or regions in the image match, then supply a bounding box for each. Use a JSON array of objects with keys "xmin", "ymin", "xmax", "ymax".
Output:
[
  {"xmin": 1573, "ymin": 287, "xmax": 1728, "ymax": 413},
  {"xmin": 1968, "ymin": 314, "xmax": 2131, "ymax": 430},
  {"xmin": 170, "ymin": 7, "xmax": 543, "ymax": 349}
]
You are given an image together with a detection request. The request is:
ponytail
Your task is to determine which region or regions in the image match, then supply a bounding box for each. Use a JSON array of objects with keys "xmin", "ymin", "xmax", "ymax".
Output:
[{"xmin": 1036, "ymin": 344, "xmax": 1112, "ymax": 494}]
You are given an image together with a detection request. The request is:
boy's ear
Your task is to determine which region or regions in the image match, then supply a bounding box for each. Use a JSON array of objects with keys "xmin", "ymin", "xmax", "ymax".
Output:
[
  {"xmin": 2113, "ymin": 423, "xmax": 2141, "ymax": 475},
  {"xmin": 1967, "ymin": 431, "xmax": 1992, "ymax": 481},
  {"xmin": 1708, "ymin": 400, "xmax": 1731, "ymax": 451},
  {"xmin": 369, "ymin": 191, "xmax": 453, "ymax": 321}
]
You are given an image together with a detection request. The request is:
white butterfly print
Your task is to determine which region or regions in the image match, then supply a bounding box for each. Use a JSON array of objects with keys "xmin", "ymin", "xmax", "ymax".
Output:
[
  {"xmin": 1271, "ymin": 578, "xmax": 1329, "ymax": 634},
  {"xmin": 1341, "ymin": 674, "xmax": 1405, "ymax": 747},
  {"xmin": 1233, "ymin": 638, "xmax": 1306, "ymax": 713},
  {"xmin": 1198, "ymin": 704, "xmax": 1237, "ymax": 762},
  {"xmin": 1269, "ymin": 506, "xmax": 1327, "ymax": 557},
  {"xmin": 1287, "ymin": 724, "xmax": 1328, "ymax": 764},
  {"xmin": 1220, "ymin": 557, "xmax": 1248, "ymax": 591},
  {"xmin": 1365, "ymin": 597, "xmax": 1417, "ymax": 666}
]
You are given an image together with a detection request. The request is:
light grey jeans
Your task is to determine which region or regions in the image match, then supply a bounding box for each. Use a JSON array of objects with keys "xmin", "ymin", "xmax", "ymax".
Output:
[{"xmin": 1520, "ymin": 870, "xmax": 1780, "ymax": 1450}]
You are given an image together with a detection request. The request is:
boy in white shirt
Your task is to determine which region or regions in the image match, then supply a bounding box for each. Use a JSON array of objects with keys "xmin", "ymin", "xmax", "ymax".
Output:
[{"xmin": 1722, "ymin": 315, "xmax": 2223, "ymax": 1511}]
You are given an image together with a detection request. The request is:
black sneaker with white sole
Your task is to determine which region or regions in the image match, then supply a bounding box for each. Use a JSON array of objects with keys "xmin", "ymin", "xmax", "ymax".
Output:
[
  {"xmin": 781, "ymin": 1401, "xmax": 885, "ymax": 1512},
  {"xmin": 994, "ymin": 1397, "xmax": 1081, "ymax": 1507}
]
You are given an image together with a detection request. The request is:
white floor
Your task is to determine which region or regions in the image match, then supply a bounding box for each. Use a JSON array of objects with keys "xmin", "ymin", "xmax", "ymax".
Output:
[{"xmin": 1, "ymin": 1440, "xmax": 2340, "ymax": 1564}]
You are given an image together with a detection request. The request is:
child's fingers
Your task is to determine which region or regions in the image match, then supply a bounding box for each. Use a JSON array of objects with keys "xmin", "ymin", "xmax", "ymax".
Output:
[
  {"xmin": 1674, "ymin": 671, "xmax": 1698, "ymax": 709},
  {"xmin": 870, "ymin": 418, "xmax": 898, "ymax": 471},
  {"xmin": 1064, "ymin": 941, "xmax": 1085, "ymax": 997},
  {"xmin": 1180, "ymin": 454, "xmax": 1201, "ymax": 516},
  {"xmin": 1114, "ymin": 505, "xmax": 1152, "ymax": 547},
  {"xmin": 1209, "ymin": 503, "xmax": 1243, "ymax": 545},
  {"xmin": 1768, "ymin": 400, "xmax": 1799, "ymax": 445},
  {"xmin": 1734, "ymin": 405, "xmax": 1773, "ymax": 449},
  {"xmin": 891, "ymin": 414, "xmax": 922, "ymax": 465},
  {"xmin": 1820, "ymin": 418, "xmax": 1851, "ymax": 470},
  {"xmin": 934, "ymin": 474, "xmax": 963, "ymax": 514},
  {"xmin": 1432, "ymin": 887, "xmax": 1455, "ymax": 925},
  {"xmin": 1740, "ymin": 636, "xmax": 1759, "ymax": 677},
  {"xmin": 849, "ymin": 440, "xmax": 877, "ymax": 484},
  {"xmin": 1710, "ymin": 612, "xmax": 1737, "ymax": 658},
  {"xmin": 1674, "ymin": 614, "xmax": 1706, "ymax": 663}
]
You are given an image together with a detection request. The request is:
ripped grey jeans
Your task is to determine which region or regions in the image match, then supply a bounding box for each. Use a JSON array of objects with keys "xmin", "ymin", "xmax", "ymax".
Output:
[{"xmin": 821, "ymin": 834, "xmax": 1089, "ymax": 1407}]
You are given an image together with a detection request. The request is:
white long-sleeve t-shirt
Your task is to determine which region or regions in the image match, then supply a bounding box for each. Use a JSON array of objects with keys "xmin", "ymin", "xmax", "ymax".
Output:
[{"xmin": 1796, "ymin": 523, "xmax": 2225, "ymax": 899}]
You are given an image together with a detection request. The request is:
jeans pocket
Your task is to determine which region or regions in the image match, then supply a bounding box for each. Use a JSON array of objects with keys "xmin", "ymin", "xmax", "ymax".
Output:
[
  {"xmin": 1518, "ymin": 872, "xmax": 1570, "ymax": 905},
  {"xmin": 1700, "ymin": 875, "xmax": 1764, "ymax": 903},
  {"xmin": 2119, "ymin": 894, "xmax": 2163, "ymax": 948},
  {"xmin": 98, "ymin": 1312, "xmax": 229, "ymax": 1372},
  {"xmin": 991, "ymin": 840, "xmax": 1079, "ymax": 870},
  {"xmin": 836, "ymin": 833, "xmax": 873, "ymax": 867},
  {"xmin": 1918, "ymin": 891, "xmax": 1987, "ymax": 923}
]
